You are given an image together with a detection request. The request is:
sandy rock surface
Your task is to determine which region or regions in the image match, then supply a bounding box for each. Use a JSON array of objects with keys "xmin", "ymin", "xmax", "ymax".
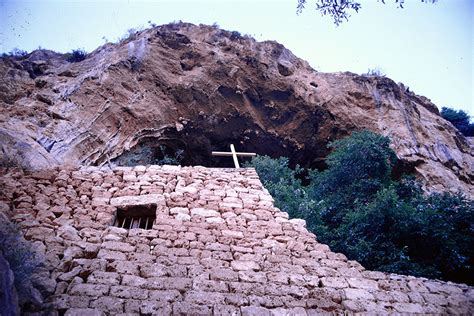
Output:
[{"xmin": 0, "ymin": 23, "xmax": 472, "ymax": 196}]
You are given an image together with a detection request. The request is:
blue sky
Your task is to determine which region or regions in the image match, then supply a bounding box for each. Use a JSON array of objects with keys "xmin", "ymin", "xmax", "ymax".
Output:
[{"xmin": 1, "ymin": 0, "xmax": 472, "ymax": 114}]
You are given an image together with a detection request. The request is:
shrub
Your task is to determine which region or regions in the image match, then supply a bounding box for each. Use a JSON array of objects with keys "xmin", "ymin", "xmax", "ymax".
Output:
[
  {"xmin": 0, "ymin": 217, "xmax": 43, "ymax": 303},
  {"xmin": 1, "ymin": 48, "xmax": 28, "ymax": 59},
  {"xmin": 440, "ymin": 107, "xmax": 474, "ymax": 137},
  {"xmin": 66, "ymin": 49, "xmax": 87, "ymax": 62},
  {"xmin": 366, "ymin": 68, "xmax": 385, "ymax": 77}
]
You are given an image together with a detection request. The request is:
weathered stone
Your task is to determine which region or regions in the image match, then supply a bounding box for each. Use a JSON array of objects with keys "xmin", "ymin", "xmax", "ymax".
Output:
[
  {"xmin": 231, "ymin": 260, "xmax": 260, "ymax": 271},
  {"xmin": 191, "ymin": 208, "xmax": 220, "ymax": 217},
  {"xmin": 110, "ymin": 285, "xmax": 148, "ymax": 299},
  {"xmin": 110, "ymin": 194, "xmax": 163, "ymax": 206},
  {"xmin": 320, "ymin": 277, "xmax": 349, "ymax": 289},
  {"xmin": 347, "ymin": 277, "xmax": 378, "ymax": 290},
  {"xmin": 238, "ymin": 270, "xmax": 267, "ymax": 283},
  {"xmin": 241, "ymin": 306, "xmax": 271, "ymax": 316},
  {"xmin": 87, "ymin": 271, "xmax": 120, "ymax": 285},
  {"xmin": 89, "ymin": 296, "xmax": 124, "ymax": 313},
  {"xmin": 148, "ymin": 289, "xmax": 181, "ymax": 301},
  {"xmin": 65, "ymin": 308, "xmax": 104, "ymax": 316},
  {"xmin": 393, "ymin": 302, "xmax": 425, "ymax": 313},
  {"xmin": 69, "ymin": 284, "xmax": 110, "ymax": 297},
  {"xmin": 172, "ymin": 301, "xmax": 211, "ymax": 315},
  {"xmin": 343, "ymin": 288, "xmax": 375, "ymax": 301}
]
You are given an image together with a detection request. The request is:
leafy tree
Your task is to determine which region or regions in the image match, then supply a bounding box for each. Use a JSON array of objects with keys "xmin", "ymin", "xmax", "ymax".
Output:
[
  {"xmin": 308, "ymin": 130, "xmax": 397, "ymax": 228},
  {"xmin": 246, "ymin": 130, "xmax": 474, "ymax": 284},
  {"xmin": 297, "ymin": 0, "xmax": 437, "ymax": 25},
  {"xmin": 440, "ymin": 107, "xmax": 474, "ymax": 137}
]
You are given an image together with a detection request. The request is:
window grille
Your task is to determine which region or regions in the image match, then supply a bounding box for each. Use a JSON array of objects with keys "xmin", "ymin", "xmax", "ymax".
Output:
[{"xmin": 113, "ymin": 203, "xmax": 157, "ymax": 230}]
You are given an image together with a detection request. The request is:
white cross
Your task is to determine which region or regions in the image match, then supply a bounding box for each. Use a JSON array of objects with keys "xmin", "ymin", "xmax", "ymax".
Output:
[{"xmin": 211, "ymin": 144, "xmax": 256, "ymax": 168}]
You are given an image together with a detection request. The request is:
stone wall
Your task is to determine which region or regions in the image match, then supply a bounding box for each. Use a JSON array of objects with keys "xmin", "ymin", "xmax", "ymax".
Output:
[{"xmin": 0, "ymin": 165, "xmax": 472, "ymax": 315}]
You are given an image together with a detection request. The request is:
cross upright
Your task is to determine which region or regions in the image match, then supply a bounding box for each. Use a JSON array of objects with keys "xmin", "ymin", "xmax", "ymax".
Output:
[{"xmin": 211, "ymin": 144, "xmax": 256, "ymax": 168}]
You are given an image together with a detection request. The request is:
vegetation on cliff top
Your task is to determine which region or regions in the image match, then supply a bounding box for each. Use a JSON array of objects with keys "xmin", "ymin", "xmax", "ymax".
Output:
[
  {"xmin": 246, "ymin": 130, "xmax": 473, "ymax": 285},
  {"xmin": 441, "ymin": 107, "xmax": 474, "ymax": 137}
]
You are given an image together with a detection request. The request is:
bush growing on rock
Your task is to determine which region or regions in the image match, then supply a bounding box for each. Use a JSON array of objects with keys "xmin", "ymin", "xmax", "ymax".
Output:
[
  {"xmin": 0, "ymin": 215, "xmax": 44, "ymax": 306},
  {"xmin": 66, "ymin": 48, "xmax": 87, "ymax": 62},
  {"xmin": 247, "ymin": 130, "xmax": 474, "ymax": 284},
  {"xmin": 440, "ymin": 107, "xmax": 474, "ymax": 137}
]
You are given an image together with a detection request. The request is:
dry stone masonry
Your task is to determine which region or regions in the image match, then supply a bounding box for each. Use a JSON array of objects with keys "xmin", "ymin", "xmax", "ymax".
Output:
[{"xmin": 0, "ymin": 165, "xmax": 472, "ymax": 315}]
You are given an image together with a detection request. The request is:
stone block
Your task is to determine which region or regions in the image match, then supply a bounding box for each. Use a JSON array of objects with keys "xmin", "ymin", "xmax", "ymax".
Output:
[
  {"xmin": 347, "ymin": 277, "xmax": 378, "ymax": 290},
  {"xmin": 87, "ymin": 271, "xmax": 120, "ymax": 285},
  {"xmin": 140, "ymin": 263, "xmax": 168, "ymax": 278},
  {"xmin": 193, "ymin": 279, "xmax": 229, "ymax": 292},
  {"xmin": 110, "ymin": 285, "xmax": 148, "ymax": 299},
  {"xmin": 69, "ymin": 284, "xmax": 110, "ymax": 297},
  {"xmin": 121, "ymin": 274, "xmax": 146, "ymax": 287},
  {"xmin": 108, "ymin": 261, "xmax": 139, "ymax": 275},
  {"xmin": 89, "ymin": 296, "xmax": 124, "ymax": 313},
  {"xmin": 148, "ymin": 289, "xmax": 181, "ymax": 301},
  {"xmin": 110, "ymin": 194, "xmax": 163, "ymax": 206},
  {"xmin": 213, "ymin": 304, "xmax": 241, "ymax": 316},
  {"xmin": 221, "ymin": 229, "xmax": 244, "ymax": 239},
  {"xmin": 241, "ymin": 306, "xmax": 271, "ymax": 316},
  {"xmin": 97, "ymin": 249, "xmax": 127, "ymax": 261},
  {"xmin": 184, "ymin": 291, "xmax": 226, "ymax": 305},
  {"xmin": 231, "ymin": 260, "xmax": 260, "ymax": 271},
  {"xmin": 238, "ymin": 271, "xmax": 267, "ymax": 283},
  {"xmin": 342, "ymin": 300, "xmax": 364, "ymax": 312},
  {"xmin": 101, "ymin": 241, "xmax": 135, "ymax": 252},
  {"xmin": 210, "ymin": 268, "xmax": 239, "ymax": 282},
  {"xmin": 343, "ymin": 288, "xmax": 375, "ymax": 301},
  {"xmin": 206, "ymin": 217, "xmax": 225, "ymax": 224},
  {"xmin": 140, "ymin": 300, "xmax": 172, "ymax": 315},
  {"xmin": 392, "ymin": 302, "xmax": 424, "ymax": 313},
  {"xmin": 145, "ymin": 277, "xmax": 193, "ymax": 291},
  {"xmin": 175, "ymin": 213, "xmax": 191, "ymax": 221},
  {"xmin": 191, "ymin": 208, "xmax": 220, "ymax": 217},
  {"xmin": 320, "ymin": 277, "xmax": 349, "ymax": 289},
  {"xmin": 172, "ymin": 302, "xmax": 211, "ymax": 315},
  {"xmin": 65, "ymin": 308, "xmax": 104, "ymax": 316},
  {"xmin": 422, "ymin": 293, "xmax": 448, "ymax": 306},
  {"xmin": 390, "ymin": 290, "xmax": 410, "ymax": 303}
]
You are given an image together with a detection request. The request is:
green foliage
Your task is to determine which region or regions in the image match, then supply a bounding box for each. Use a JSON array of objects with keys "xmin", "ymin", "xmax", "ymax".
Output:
[
  {"xmin": 0, "ymin": 218, "xmax": 43, "ymax": 302},
  {"xmin": 308, "ymin": 131, "xmax": 397, "ymax": 228},
  {"xmin": 247, "ymin": 130, "xmax": 474, "ymax": 284},
  {"xmin": 440, "ymin": 107, "xmax": 474, "ymax": 137},
  {"xmin": 66, "ymin": 48, "xmax": 88, "ymax": 62},
  {"xmin": 296, "ymin": 0, "xmax": 437, "ymax": 25},
  {"xmin": 244, "ymin": 156, "xmax": 315, "ymax": 220}
]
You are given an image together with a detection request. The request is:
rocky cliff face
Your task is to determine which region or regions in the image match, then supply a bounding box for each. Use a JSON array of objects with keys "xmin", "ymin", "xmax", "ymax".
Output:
[{"xmin": 0, "ymin": 23, "xmax": 472, "ymax": 195}]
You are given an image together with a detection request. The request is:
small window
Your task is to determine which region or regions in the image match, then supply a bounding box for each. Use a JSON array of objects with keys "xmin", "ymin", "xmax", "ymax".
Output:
[{"xmin": 113, "ymin": 204, "xmax": 157, "ymax": 230}]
